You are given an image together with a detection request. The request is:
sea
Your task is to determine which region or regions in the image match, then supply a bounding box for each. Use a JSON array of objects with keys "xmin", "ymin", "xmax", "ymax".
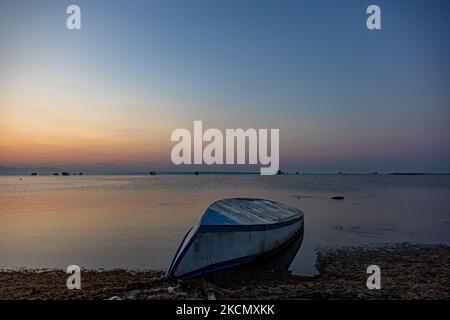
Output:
[{"xmin": 1, "ymin": 174, "xmax": 450, "ymax": 275}]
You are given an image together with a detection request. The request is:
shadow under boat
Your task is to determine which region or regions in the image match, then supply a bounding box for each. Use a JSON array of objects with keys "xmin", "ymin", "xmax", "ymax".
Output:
[{"xmin": 245, "ymin": 226, "xmax": 304, "ymax": 273}]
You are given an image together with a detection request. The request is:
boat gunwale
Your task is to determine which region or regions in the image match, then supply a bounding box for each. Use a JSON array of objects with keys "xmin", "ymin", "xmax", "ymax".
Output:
[{"xmin": 165, "ymin": 226, "xmax": 196, "ymax": 279}]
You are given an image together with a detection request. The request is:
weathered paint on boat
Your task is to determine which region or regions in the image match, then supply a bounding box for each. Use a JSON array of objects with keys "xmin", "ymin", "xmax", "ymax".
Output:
[{"xmin": 165, "ymin": 198, "xmax": 304, "ymax": 279}]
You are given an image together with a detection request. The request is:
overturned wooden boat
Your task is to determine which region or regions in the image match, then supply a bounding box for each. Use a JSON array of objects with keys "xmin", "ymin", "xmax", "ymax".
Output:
[{"xmin": 165, "ymin": 198, "xmax": 304, "ymax": 279}]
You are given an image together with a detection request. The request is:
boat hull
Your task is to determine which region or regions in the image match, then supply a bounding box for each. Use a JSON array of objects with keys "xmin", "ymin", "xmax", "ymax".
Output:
[{"xmin": 166, "ymin": 205, "xmax": 304, "ymax": 279}]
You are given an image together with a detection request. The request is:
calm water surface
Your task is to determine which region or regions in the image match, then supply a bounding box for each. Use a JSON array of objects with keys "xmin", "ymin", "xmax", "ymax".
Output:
[{"xmin": 1, "ymin": 175, "xmax": 450, "ymax": 275}]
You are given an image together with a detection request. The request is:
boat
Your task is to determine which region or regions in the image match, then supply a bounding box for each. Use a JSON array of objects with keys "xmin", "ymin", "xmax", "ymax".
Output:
[{"xmin": 165, "ymin": 198, "xmax": 304, "ymax": 279}]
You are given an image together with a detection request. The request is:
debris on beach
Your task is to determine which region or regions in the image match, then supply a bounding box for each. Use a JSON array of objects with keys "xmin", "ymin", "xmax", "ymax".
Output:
[{"xmin": 168, "ymin": 284, "xmax": 188, "ymax": 299}]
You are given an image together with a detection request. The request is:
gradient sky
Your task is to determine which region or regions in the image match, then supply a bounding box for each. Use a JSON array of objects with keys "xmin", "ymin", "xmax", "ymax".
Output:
[{"xmin": 1, "ymin": 0, "xmax": 449, "ymax": 173}]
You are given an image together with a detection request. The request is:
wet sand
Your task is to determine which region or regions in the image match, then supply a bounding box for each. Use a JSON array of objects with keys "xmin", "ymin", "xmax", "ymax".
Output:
[{"xmin": 1, "ymin": 244, "xmax": 449, "ymax": 300}]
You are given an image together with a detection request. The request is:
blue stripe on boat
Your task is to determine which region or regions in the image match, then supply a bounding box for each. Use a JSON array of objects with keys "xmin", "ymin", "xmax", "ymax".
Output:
[
  {"xmin": 199, "ymin": 215, "xmax": 302, "ymax": 233},
  {"xmin": 201, "ymin": 208, "xmax": 239, "ymax": 225}
]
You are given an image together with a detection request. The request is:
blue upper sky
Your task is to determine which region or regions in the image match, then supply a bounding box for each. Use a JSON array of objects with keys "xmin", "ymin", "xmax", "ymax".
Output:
[{"xmin": 0, "ymin": 0, "xmax": 449, "ymax": 173}]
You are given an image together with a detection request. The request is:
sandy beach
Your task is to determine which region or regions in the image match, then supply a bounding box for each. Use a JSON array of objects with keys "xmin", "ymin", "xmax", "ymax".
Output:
[{"xmin": 1, "ymin": 244, "xmax": 448, "ymax": 300}]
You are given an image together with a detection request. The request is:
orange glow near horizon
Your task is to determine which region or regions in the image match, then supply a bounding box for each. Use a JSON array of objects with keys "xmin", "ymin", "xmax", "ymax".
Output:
[{"xmin": 0, "ymin": 101, "xmax": 172, "ymax": 166}]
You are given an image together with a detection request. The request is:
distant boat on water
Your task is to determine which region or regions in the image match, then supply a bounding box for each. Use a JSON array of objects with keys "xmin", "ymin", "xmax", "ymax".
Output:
[{"xmin": 166, "ymin": 198, "xmax": 304, "ymax": 279}]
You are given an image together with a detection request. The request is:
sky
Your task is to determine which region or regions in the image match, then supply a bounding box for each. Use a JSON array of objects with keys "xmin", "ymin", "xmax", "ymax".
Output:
[{"xmin": 0, "ymin": 0, "xmax": 449, "ymax": 173}]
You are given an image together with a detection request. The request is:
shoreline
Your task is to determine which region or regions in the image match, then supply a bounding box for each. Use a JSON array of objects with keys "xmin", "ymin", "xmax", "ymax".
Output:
[
  {"xmin": 2, "ymin": 172, "xmax": 450, "ymax": 176},
  {"xmin": 1, "ymin": 244, "xmax": 449, "ymax": 300}
]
